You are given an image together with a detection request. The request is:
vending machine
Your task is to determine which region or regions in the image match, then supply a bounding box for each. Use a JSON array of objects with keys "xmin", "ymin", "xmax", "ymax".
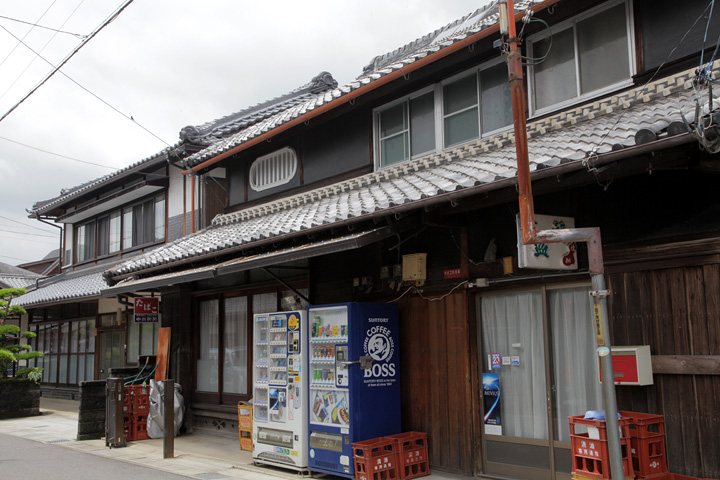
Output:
[
  {"xmin": 252, "ymin": 310, "xmax": 308, "ymax": 471},
  {"xmin": 307, "ymin": 303, "xmax": 401, "ymax": 478}
]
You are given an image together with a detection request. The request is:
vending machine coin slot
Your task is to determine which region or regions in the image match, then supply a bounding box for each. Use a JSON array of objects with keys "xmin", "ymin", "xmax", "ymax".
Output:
[
  {"xmin": 289, "ymin": 331, "xmax": 300, "ymax": 353},
  {"xmin": 335, "ymin": 345, "xmax": 349, "ymax": 387}
]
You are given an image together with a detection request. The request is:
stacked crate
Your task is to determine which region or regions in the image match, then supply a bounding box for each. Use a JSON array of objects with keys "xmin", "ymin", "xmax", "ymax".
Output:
[
  {"xmin": 238, "ymin": 401, "xmax": 253, "ymax": 451},
  {"xmin": 568, "ymin": 415, "xmax": 635, "ymax": 480},
  {"xmin": 353, "ymin": 432, "xmax": 429, "ymax": 480},
  {"xmin": 383, "ymin": 432, "xmax": 429, "ymax": 480},
  {"xmin": 123, "ymin": 385, "xmax": 150, "ymax": 441},
  {"xmin": 353, "ymin": 437, "xmax": 398, "ymax": 480},
  {"xmin": 619, "ymin": 411, "xmax": 668, "ymax": 480}
]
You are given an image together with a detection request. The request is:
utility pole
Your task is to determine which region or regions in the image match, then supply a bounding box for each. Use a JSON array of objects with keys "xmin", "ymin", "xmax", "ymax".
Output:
[{"xmin": 497, "ymin": 2, "xmax": 625, "ymax": 479}]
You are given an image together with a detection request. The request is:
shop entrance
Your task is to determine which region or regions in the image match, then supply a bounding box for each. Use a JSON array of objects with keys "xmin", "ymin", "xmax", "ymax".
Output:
[
  {"xmin": 98, "ymin": 329, "xmax": 125, "ymax": 380},
  {"xmin": 476, "ymin": 284, "xmax": 602, "ymax": 480}
]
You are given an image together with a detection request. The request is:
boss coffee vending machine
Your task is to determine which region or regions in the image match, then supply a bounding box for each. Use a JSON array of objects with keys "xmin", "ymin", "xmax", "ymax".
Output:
[{"xmin": 306, "ymin": 302, "xmax": 400, "ymax": 478}]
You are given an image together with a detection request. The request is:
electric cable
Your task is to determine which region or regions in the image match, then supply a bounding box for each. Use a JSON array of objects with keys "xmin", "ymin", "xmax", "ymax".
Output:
[
  {"xmin": 0, "ymin": 17, "xmax": 171, "ymax": 148},
  {"xmin": 0, "ymin": 1, "xmax": 157, "ymax": 149},
  {"xmin": 590, "ymin": 1, "xmax": 714, "ymax": 156},
  {"xmin": 0, "ymin": 14, "xmax": 87, "ymax": 38},
  {"xmin": 387, "ymin": 280, "xmax": 468, "ymax": 304},
  {"xmin": 0, "ymin": 214, "xmax": 59, "ymax": 234},
  {"xmin": 0, "ymin": 228, "xmax": 57, "ymax": 238},
  {"xmin": 0, "ymin": 135, "xmax": 120, "ymax": 170},
  {"xmin": 0, "ymin": 254, "xmax": 32, "ymax": 262},
  {"xmin": 0, "ymin": 0, "xmax": 58, "ymax": 71},
  {"xmin": 0, "ymin": 0, "xmax": 87, "ymax": 104}
]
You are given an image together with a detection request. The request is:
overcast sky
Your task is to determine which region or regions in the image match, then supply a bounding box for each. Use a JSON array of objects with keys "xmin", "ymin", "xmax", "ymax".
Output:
[{"xmin": 0, "ymin": 0, "xmax": 493, "ymax": 266}]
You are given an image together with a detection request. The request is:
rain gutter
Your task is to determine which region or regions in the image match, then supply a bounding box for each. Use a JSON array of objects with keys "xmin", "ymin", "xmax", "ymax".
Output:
[{"xmin": 182, "ymin": 0, "xmax": 562, "ymax": 176}]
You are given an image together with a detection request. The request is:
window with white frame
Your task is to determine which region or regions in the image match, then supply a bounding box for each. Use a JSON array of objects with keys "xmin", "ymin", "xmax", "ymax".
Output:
[
  {"xmin": 374, "ymin": 59, "xmax": 512, "ymax": 169},
  {"xmin": 528, "ymin": 0, "xmax": 633, "ymax": 115}
]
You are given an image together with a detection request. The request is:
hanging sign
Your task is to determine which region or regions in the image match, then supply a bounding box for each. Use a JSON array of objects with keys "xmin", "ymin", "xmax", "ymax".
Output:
[
  {"xmin": 134, "ymin": 297, "xmax": 160, "ymax": 323},
  {"xmin": 517, "ymin": 214, "xmax": 578, "ymax": 270},
  {"xmin": 483, "ymin": 373, "xmax": 502, "ymax": 435}
]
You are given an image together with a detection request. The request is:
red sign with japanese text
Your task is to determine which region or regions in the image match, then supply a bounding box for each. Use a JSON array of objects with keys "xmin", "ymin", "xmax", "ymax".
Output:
[
  {"xmin": 443, "ymin": 268, "xmax": 462, "ymax": 280},
  {"xmin": 134, "ymin": 297, "xmax": 160, "ymax": 323}
]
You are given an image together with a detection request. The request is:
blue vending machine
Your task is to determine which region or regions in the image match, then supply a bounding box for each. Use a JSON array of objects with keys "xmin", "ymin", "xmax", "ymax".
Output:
[{"xmin": 307, "ymin": 302, "xmax": 401, "ymax": 478}]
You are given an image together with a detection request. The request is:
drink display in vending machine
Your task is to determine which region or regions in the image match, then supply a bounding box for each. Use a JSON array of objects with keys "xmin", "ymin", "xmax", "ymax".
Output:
[
  {"xmin": 307, "ymin": 303, "xmax": 401, "ymax": 478},
  {"xmin": 252, "ymin": 311, "xmax": 308, "ymax": 471}
]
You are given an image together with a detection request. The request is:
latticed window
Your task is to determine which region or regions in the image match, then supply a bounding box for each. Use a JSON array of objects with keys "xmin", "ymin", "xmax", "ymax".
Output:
[{"xmin": 249, "ymin": 147, "xmax": 298, "ymax": 192}]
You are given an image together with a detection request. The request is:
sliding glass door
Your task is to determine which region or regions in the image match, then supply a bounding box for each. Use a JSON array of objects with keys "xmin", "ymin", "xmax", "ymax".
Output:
[{"xmin": 478, "ymin": 284, "xmax": 602, "ymax": 480}]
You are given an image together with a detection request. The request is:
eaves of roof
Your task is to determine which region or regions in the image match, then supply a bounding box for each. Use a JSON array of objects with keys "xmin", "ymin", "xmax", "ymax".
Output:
[
  {"xmin": 181, "ymin": 0, "xmax": 557, "ymax": 173},
  {"xmin": 14, "ymin": 266, "xmax": 110, "ymax": 308},
  {"xmin": 105, "ymin": 63, "xmax": 706, "ymax": 283},
  {"xmin": 28, "ymin": 147, "xmax": 175, "ymax": 217}
]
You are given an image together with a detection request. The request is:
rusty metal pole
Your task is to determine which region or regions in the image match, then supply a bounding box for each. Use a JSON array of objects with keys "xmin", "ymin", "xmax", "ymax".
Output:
[
  {"xmin": 163, "ymin": 379, "xmax": 174, "ymax": 459},
  {"xmin": 501, "ymin": 2, "xmax": 624, "ymax": 479}
]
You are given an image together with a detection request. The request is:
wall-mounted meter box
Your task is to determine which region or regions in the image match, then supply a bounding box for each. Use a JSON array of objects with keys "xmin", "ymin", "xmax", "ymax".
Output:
[
  {"xmin": 599, "ymin": 345, "xmax": 653, "ymax": 386},
  {"xmin": 402, "ymin": 253, "xmax": 427, "ymax": 282}
]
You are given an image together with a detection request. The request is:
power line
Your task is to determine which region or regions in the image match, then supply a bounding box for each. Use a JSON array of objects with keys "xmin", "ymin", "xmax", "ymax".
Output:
[
  {"xmin": 0, "ymin": 254, "xmax": 33, "ymax": 263},
  {"xmin": 0, "ymin": 215, "xmax": 59, "ymax": 234},
  {"xmin": 0, "ymin": 0, "xmax": 58, "ymax": 72},
  {"xmin": 0, "ymin": 14, "xmax": 87, "ymax": 39},
  {"xmin": 0, "ymin": 0, "xmax": 86, "ymax": 104},
  {"xmin": 0, "ymin": 18, "xmax": 171, "ymax": 148},
  {"xmin": 0, "ymin": 135, "xmax": 119, "ymax": 170},
  {"xmin": 0, "ymin": 234, "xmax": 58, "ymax": 245},
  {"xmin": 0, "ymin": 1, "xmax": 146, "ymax": 139},
  {"xmin": 0, "ymin": 228, "xmax": 57, "ymax": 238}
]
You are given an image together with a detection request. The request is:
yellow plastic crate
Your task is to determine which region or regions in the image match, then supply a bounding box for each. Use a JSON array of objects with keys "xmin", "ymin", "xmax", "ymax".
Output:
[
  {"xmin": 240, "ymin": 430, "xmax": 253, "ymax": 451},
  {"xmin": 238, "ymin": 401, "xmax": 253, "ymax": 431}
]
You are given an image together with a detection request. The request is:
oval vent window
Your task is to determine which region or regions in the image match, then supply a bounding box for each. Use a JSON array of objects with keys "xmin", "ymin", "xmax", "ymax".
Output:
[{"xmin": 249, "ymin": 147, "xmax": 298, "ymax": 192}]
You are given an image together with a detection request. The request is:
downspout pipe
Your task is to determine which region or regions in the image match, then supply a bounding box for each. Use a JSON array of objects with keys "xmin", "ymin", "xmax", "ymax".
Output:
[
  {"xmin": 500, "ymin": 2, "xmax": 624, "ymax": 479},
  {"xmin": 31, "ymin": 213, "xmax": 63, "ymax": 270}
]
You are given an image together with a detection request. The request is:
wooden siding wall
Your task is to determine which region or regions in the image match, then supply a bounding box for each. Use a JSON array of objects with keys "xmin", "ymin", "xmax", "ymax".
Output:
[
  {"xmin": 398, "ymin": 291, "xmax": 476, "ymax": 475},
  {"xmin": 608, "ymin": 264, "xmax": 720, "ymax": 479}
]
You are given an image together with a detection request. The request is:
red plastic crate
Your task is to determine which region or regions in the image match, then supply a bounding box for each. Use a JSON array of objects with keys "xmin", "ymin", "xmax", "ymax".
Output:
[
  {"xmin": 133, "ymin": 414, "xmax": 149, "ymax": 441},
  {"xmin": 618, "ymin": 411, "xmax": 668, "ymax": 479},
  {"xmin": 123, "ymin": 414, "xmax": 133, "ymax": 441},
  {"xmin": 133, "ymin": 391, "xmax": 150, "ymax": 415},
  {"xmin": 569, "ymin": 415, "xmax": 634, "ymax": 480},
  {"xmin": 123, "ymin": 387, "xmax": 133, "ymax": 414},
  {"xmin": 383, "ymin": 432, "xmax": 429, "ymax": 480},
  {"xmin": 353, "ymin": 438, "xmax": 398, "ymax": 480}
]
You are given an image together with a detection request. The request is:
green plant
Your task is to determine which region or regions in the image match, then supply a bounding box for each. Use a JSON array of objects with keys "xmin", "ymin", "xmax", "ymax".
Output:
[{"xmin": 0, "ymin": 288, "xmax": 43, "ymax": 382}]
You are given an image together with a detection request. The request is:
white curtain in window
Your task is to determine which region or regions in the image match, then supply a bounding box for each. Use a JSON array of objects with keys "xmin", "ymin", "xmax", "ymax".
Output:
[
  {"xmin": 197, "ymin": 300, "xmax": 219, "ymax": 392},
  {"xmin": 481, "ymin": 292, "xmax": 548, "ymax": 440},
  {"xmin": 549, "ymin": 287, "xmax": 603, "ymax": 441},
  {"xmin": 223, "ymin": 297, "xmax": 248, "ymax": 395}
]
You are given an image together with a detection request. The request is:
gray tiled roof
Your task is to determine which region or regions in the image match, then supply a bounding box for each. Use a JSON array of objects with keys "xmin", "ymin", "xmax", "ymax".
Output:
[
  {"xmin": 106, "ymin": 64, "xmax": 702, "ymax": 281},
  {"xmin": 181, "ymin": 1, "xmax": 526, "ymax": 168},
  {"xmin": 14, "ymin": 270, "xmax": 108, "ymax": 308},
  {"xmin": 28, "ymin": 72, "xmax": 340, "ymax": 217},
  {"xmin": 179, "ymin": 72, "xmax": 338, "ymax": 147},
  {"xmin": 0, "ymin": 274, "xmax": 40, "ymax": 289},
  {"xmin": 28, "ymin": 148, "xmax": 174, "ymax": 215}
]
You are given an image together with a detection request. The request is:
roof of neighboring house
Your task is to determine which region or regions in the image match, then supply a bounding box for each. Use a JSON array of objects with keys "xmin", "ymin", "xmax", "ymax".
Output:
[
  {"xmin": 180, "ymin": 0, "xmax": 544, "ymax": 169},
  {"xmin": 28, "ymin": 148, "xmax": 175, "ymax": 217},
  {"xmin": 0, "ymin": 262, "xmax": 41, "ymax": 289},
  {"xmin": 14, "ymin": 266, "xmax": 108, "ymax": 308},
  {"xmin": 26, "ymin": 73, "xmax": 340, "ymax": 219},
  {"xmin": 105, "ymin": 63, "xmax": 706, "ymax": 282}
]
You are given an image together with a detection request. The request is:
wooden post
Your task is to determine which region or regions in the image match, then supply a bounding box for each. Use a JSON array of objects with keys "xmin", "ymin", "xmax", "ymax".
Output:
[{"xmin": 163, "ymin": 379, "xmax": 174, "ymax": 459}]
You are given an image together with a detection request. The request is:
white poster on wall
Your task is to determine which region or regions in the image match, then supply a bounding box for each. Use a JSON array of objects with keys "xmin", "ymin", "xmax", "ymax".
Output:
[{"xmin": 517, "ymin": 213, "xmax": 578, "ymax": 270}]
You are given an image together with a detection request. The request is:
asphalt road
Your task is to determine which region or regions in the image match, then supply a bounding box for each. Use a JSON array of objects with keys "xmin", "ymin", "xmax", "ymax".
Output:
[{"xmin": 0, "ymin": 433, "xmax": 191, "ymax": 480}]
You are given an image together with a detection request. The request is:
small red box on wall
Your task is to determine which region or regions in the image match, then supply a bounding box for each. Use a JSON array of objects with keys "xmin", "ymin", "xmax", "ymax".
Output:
[{"xmin": 598, "ymin": 346, "xmax": 653, "ymax": 386}]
